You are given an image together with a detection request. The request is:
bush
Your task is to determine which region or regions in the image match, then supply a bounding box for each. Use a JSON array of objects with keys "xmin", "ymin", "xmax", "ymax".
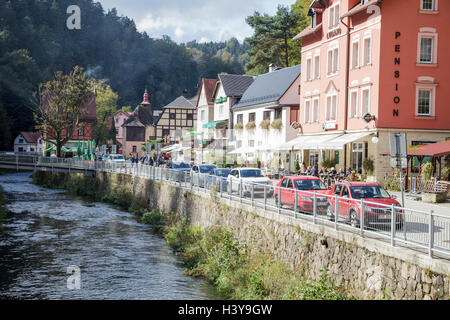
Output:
[
  {"xmin": 141, "ymin": 209, "xmax": 167, "ymax": 234},
  {"xmin": 421, "ymin": 162, "xmax": 434, "ymax": 181}
]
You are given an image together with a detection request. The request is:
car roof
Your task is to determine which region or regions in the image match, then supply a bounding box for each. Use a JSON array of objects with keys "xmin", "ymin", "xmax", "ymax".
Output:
[
  {"xmin": 337, "ymin": 181, "xmax": 381, "ymax": 187},
  {"xmin": 284, "ymin": 176, "xmax": 320, "ymax": 180},
  {"xmin": 236, "ymin": 167, "xmax": 260, "ymax": 170}
]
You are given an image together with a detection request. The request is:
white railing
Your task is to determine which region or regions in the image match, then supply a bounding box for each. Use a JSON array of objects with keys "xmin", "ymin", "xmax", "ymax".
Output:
[{"xmin": 14, "ymin": 157, "xmax": 450, "ymax": 260}]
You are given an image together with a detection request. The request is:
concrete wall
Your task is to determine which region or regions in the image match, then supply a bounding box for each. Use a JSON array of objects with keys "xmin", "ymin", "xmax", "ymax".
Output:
[{"xmin": 93, "ymin": 172, "xmax": 450, "ymax": 299}]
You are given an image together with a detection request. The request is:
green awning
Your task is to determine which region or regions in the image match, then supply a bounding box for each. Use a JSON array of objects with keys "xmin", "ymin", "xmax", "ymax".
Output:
[
  {"xmin": 202, "ymin": 120, "xmax": 227, "ymax": 129},
  {"xmin": 184, "ymin": 131, "xmax": 202, "ymax": 136}
]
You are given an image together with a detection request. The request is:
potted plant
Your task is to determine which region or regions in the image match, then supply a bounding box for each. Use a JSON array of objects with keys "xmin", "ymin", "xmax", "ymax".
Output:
[
  {"xmin": 246, "ymin": 121, "xmax": 256, "ymax": 130},
  {"xmin": 259, "ymin": 119, "xmax": 270, "ymax": 130},
  {"xmin": 363, "ymin": 158, "xmax": 377, "ymax": 182},
  {"xmin": 271, "ymin": 119, "xmax": 283, "ymax": 130},
  {"xmin": 234, "ymin": 123, "xmax": 244, "ymax": 130},
  {"xmin": 441, "ymin": 166, "xmax": 450, "ymax": 181}
]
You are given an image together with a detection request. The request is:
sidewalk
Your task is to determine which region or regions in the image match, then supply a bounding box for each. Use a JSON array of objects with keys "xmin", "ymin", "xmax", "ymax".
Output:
[{"xmin": 391, "ymin": 191, "xmax": 450, "ymax": 217}]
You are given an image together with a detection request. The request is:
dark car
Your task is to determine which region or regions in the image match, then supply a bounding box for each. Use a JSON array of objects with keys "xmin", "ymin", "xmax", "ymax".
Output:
[
  {"xmin": 166, "ymin": 162, "xmax": 191, "ymax": 182},
  {"xmin": 207, "ymin": 168, "xmax": 231, "ymax": 190},
  {"xmin": 191, "ymin": 164, "xmax": 217, "ymax": 187}
]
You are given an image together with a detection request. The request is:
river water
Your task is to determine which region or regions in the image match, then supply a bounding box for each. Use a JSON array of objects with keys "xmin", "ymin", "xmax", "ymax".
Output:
[{"xmin": 0, "ymin": 172, "xmax": 220, "ymax": 300}]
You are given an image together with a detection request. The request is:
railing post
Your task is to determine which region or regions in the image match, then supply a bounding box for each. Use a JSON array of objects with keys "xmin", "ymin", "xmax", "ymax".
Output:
[
  {"xmin": 429, "ymin": 210, "xmax": 434, "ymax": 258},
  {"xmin": 334, "ymin": 195, "xmax": 338, "ymax": 231},
  {"xmin": 251, "ymin": 183, "xmax": 254, "ymax": 207},
  {"xmin": 391, "ymin": 204, "xmax": 396, "ymax": 247},
  {"xmin": 294, "ymin": 188, "xmax": 298, "ymax": 218},
  {"xmin": 264, "ymin": 185, "xmax": 267, "ymax": 211},
  {"xmin": 278, "ymin": 188, "xmax": 281, "ymax": 215},
  {"xmin": 360, "ymin": 199, "xmax": 365, "ymax": 236},
  {"xmin": 240, "ymin": 180, "xmax": 243, "ymax": 204},
  {"xmin": 313, "ymin": 191, "xmax": 317, "ymax": 224}
]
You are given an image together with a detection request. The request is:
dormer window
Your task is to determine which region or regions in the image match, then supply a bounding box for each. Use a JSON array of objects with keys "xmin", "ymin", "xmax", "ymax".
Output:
[{"xmin": 311, "ymin": 12, "xmax": 317, "ymax": 28}]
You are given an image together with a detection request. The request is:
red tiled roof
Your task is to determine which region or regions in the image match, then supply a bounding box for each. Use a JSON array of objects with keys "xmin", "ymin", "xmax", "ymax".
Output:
[
  {"xmin": 292, "ymin": 23, "xmax": 323, "ymax": 41},
  {"xmin": 341, "ymin": 0, "xmax": 382, "ymax": 19},
  {"xmin": 20, "ymin": 131, "xmax": 41, "ymax": 143}
]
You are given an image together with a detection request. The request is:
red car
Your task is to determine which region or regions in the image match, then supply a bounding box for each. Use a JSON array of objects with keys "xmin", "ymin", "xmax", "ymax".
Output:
[
  {"xmin": 274, "ymin": 176, "xmax": 329, "ymax": 214},
  {"xmin": 326, "ymin": 182, "xmax": 403, "ymax": 229}
]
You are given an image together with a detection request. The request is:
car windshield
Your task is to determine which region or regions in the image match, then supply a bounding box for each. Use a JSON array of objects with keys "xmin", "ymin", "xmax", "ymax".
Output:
[
  {"xmin": 199, "ymin": 165, "xmax": 216, "ymax": 173},
  {"xmin": 240, "ymin": 169, "xmax": 262, "ymax": 178},
  {"xmin": 173, "ymin": 162, "xmax": 190, "ymax": 169},
  {"xmin": 350, "ymin": 186, "xmax": 391, "ymax": 199},
  {"xmin": 294, "ymin": 179, "xmax": 327, "ymax": 190},
  {"xmin": 113, "ymin": 155, "xmax": 124, "ymax": 160},
  {"xmin": 214, "ymin": 169, "xmax": 231, "ymax": 177}
]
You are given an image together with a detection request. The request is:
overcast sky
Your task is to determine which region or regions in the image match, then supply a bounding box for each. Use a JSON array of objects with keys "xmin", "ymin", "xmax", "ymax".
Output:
[{"xmin": 97, "ymin": 0, "xmax": 296, "ymax": 43}]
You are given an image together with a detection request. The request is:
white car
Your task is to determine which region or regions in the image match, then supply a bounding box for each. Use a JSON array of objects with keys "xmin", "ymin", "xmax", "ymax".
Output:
[
  {"xmin": 107, "ymin": 154, "xmax": 126, "ymax": 163},
  {"xmin": 227, "ymin": 168, "xmax": 273, "ymax": 197}
]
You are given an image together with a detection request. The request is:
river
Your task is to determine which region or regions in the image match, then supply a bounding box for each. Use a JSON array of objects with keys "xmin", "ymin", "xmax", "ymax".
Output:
[{"xmin": 0, "ymin": 172, "xmax": 220, "ymax": 300}]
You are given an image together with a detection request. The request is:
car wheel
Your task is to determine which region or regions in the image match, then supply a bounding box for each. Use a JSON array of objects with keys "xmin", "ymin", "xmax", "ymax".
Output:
[{"xmin": 350, "ymin": 210, "xmax": 360, "ymax": 228}]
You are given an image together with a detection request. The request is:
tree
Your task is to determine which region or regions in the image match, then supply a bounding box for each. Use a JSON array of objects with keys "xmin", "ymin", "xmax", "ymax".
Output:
[
  {"xmin": 245, "ymin": 4, "xmax": 307, "ymax": 75},
  {"xmin": 34, "ymin": 66, "xmax": 93, "ymax": 157},
  {"xmin": 91, "ymin": 79, "xmax": 119, "ymax": 145}
]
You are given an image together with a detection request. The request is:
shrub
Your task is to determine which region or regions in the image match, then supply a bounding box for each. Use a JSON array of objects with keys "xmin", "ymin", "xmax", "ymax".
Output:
[
  {"xmin": 421, "ymin": 161, "xmax": 434, "ymax": 181},
  {"xmin": 141, "ymin": 209, "xmax": 167, "ymax": 233},
  {"xmin": 441, "ymin": 166, "xmax": 449, "ymax": 177}
]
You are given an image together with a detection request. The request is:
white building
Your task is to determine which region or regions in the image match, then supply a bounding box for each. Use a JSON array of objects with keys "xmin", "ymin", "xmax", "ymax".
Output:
[
  {"xmin": 231, "ymin": 65, "xmax": 301, "ymax": 170},
  {"xmin": 14, "ymin": 132, "xmax": 44, "ymax": 154}
]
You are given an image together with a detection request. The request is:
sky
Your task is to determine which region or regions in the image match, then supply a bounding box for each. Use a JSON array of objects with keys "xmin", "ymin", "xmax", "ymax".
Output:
[{"xmin": 97, "ymin": 0, "xmax": 296, "ymax": 43}]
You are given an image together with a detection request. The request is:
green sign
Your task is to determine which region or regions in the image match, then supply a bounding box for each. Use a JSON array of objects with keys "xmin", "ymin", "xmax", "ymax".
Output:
[{"xmin": 215, "ymin": 97, "xmax": 227, "ymax": 104}]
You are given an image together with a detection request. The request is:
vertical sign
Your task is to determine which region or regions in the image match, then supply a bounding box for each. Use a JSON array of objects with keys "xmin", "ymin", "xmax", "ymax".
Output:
[{"xmin": 393, "ymin": 32, "xmax": 401, "ymax": 117}]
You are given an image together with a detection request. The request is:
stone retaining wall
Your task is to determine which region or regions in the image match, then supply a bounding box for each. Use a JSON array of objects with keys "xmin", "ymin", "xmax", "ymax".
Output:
[{"xmin": 74, "ymin": 172, "xmax": 450, "ymax": 299}]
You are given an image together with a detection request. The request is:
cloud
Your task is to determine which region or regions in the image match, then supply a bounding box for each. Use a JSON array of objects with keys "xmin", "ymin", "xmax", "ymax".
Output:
[{"xmin": 98, "ymin": 0, "xmax": 296, "ymax": 43}]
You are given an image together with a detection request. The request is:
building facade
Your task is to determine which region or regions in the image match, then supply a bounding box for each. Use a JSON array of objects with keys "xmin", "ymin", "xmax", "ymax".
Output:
[
  {"xmin": 293, "ymin": 0, "xmax": 450, "ymax": 181},
  {"xmin": 14, "ymin": 132, "xmax": 44, "ymax": 154}
]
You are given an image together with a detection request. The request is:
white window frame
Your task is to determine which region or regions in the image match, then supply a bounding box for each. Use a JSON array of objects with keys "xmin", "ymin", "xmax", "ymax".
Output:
[
  {"xmin": 306, "ymin": 58, "xmax": 312, "ymax": 81},
  {"xmin": 361, "ymin": 86, "xmax": 371, "ymax": 116},
  {"xmin": 327, "ymin": 47, "xmax": 339, "ymax": 76},
  {"xmin": 363, "ymin": 36, "xmax": 372, "ymax": 66},
  {"xmin": 415, "ymin": 83, "xmax": 436, "ymax": 117},
  {"xmin": 304, "ymin": 99, "xmax": 311, "ymax": 123},
  {"xmin": 314, "ymin": 55, "xmax": 320, "ymax": 79},
  {"xmin": 201, "ymin": 109, "xmax": 206, "ymax": 121},
  {"xmin": 328, "ymin": 2, "xmax": 340, "ymax": 31},
  {"xmin": 312, "ymin": 97, "xmax": 319, "ymax": 122},
  {"xmin": 351, "ymin": 39, "xmax": 360, "ymax": 69},
  {"xmin": 349, "ymin": 89, "xmax": 359, "ymax": 119},
  {"xmin": 326, "ymin": 93, "xmax": 338, "ymax": 122},
  {"xmin": 421, "ymin": 0, "xmax": 438, "ymax": 11},
  {"xmin": 417, "ymin": 28, "xmax": 438, "ymax": 64}
]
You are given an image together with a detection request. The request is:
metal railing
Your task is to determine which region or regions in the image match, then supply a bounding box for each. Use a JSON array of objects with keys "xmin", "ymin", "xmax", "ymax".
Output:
[{"xmin": 11, "ymin": 156, "xmax": 450, "ymax": 259}]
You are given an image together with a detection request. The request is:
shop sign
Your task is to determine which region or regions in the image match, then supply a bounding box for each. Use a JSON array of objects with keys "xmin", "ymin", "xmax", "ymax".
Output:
[{"xmin": 215, "ymin": 97, "xmax": 227, "ymax": 104}]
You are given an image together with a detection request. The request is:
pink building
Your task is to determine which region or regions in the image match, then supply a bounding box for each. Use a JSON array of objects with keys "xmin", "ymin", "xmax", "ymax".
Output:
[
  {"xmin": 113, "ymin": 110, "xmax": 131, "ymax": 147},
  {"xmin": 292, "ymin": 0, "xmax": 450, "ymax": 181}
]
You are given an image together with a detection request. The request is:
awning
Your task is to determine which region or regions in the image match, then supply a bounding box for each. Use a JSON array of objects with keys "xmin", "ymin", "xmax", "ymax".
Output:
[
  {"xmin": 161, "ymin": 144, "xmax": 180, "ymax": 152},
  {"xmin": 277, "ymin": 136, "xmax": 313, "ymax": 151},
  {"xmin": 203, "ymin": 120, "xmax": 227, "ymax": 129},
  {"xmin": 301, "ymin": 134, "xmax": 342, "ymax": 150},
  {"xmin": 323, "ymin": 132, "xmax": 373, "ymax": 150}
]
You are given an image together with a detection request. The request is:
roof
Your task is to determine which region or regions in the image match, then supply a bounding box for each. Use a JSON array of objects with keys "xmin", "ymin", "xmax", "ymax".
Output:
[
  {"xmin": 163, "ymin": 95, "xmax": 196, "ymax": 110},
  {"xmin": 232, "ymin": 65, "xmax": 301, "ymax": 110},
  {"xmin": 292, "ymin": 23, "xmax": 323, "ymax": 41},
  {"xmin": 123, "ymin": 103, "xmax": 153, "ymax": 127},
  {"xmin": 341, "ymin": 0, "xmax": 382, "ymax": 19},
  {"xmin": 196, "ymin": 79, "xmax": 217, "ymax": 107},
  {"xmin": 217, "ymin": 74, "xmax": 255, "ymax": 98},
  {"xmin": 408, "ymin": 141, "xmax": 450, "ymax": 157},
  {"xmin": 20, "ymin": 132, "xmax": 41, "ymax": 143}
]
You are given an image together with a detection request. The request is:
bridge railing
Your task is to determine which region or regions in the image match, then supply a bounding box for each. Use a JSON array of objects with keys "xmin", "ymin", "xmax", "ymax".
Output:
[{"xmin": 30, "ymin": 159, "xmax": 450, "ymax": 260}]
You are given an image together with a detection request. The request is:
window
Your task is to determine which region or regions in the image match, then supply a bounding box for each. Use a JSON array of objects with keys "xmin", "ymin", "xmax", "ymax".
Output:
[
  {"xmin": 248, "ymin": 112, "xmax": 256, "ymax": 122},
  {"xmin": 350, "ymin": 90, "xmax": 358, "ymax": 118},
  {"xmin": 263, "ymin": 111, "xmax": 271, "ymax": 120},
  {"xmin": 352, "ymin": 41, "xmax": 359, "ymax": 69},
  {"xmin": 78, "ymin": 127, "xmax": 84, "ymax": 136},
  {"xmin": 341, "ymin": 186, "xmax": 349, "ymax": 198},
  {"xmin": 162, "ymin": 129, "xmax": 170, "ymax": 137},
  {"xmin": 417, "ymin": 89, "xmax": 432, "ymax": 115},
  {"xmin": 328, "ymin": 3, "xmax": 340, "ymax": 30},
  {"xmin": 237, "ymin": 114, "xmax": 243, "ymax": 124},
  {"xmin": 314, "ymin": 55, "xmax": 320, "ymax": 79},
  {"xmin": 248, "ymin": 140, "xmax": 255, "ymax": 147},
  {"xmin": 311, "ymin": 12, "xmax": 317, "ymax": 28},
  {"xmin": 363, "ymin": 37, "xmax": 372, "ymax": 66},
  {"xmin": 286, "ymin": 179, "xmax": 293, "ymax": 189},
  {"xmin": 19, "ymin": 138, "xmax": 24, "ymax": 144},
  {"xmin": 326, "ymin": 94, "xmax": 337, "ymax": 121},
  {"xmin": 187, "ymin": 113, "xmax": 193, "ymax": 120},
  {"xmin": 313, "ymin": 98, "xmax": 319, "ymax": 122},
  {"xmin": 201, "ymin": 110, "xmax": 206, "ymax": 121},
  {"xmin": 418, "ymin": 29, "xmax": 437, "ymax": 64},
  {"xmin": 306, "ymin": 58, "xmax": 312, "ymax": 81},
  {"xmin": 352, "ymin": 142, "xmax": 366, "ymax": 173},
  {"xmin": 327, "ymin": 48, "xmax": 339, "ymax": 75},
  {"xmin": 219, "ymin": 105, "xmax": 224, "ymax": 115},
  {"xmin": 132, "ymin": 146, "xmax": 137, "ymax": 153},
  {"xmin": 361, "ymin": 87, "xmax": 370, "ymax": 115},
  {"xmin": 421, "ymin": 0, "xmax": 436, "ymax": 10},
  {"xmin": 305, "ymin": 100, "xmax": 311, "ymax": 123},
  {"xmin": 274, "ymin": 109, "xmax": 282, "ymax": 119},
  {"xmin": 169, "ymin": 113, "xmax": 176, "ymax": 119},
  {"xmin": 420, "ymin": 37, "xmax": 433, "ymax": 63}
]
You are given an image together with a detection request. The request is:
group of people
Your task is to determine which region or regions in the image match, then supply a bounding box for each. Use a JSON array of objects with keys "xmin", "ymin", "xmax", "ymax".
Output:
[
  {"xmin": 299, "ymin": 164, "xmax": 354, "ymax": 178},
  {"xmin": 130, "ymin": 153, "xmax": 172, "ymax": 167}
]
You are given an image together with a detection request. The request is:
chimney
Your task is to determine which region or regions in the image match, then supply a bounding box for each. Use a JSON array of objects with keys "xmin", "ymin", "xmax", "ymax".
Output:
[
  {"xmin": 269, "ymin": 63, "xmax": 277, "ymax": 73},
  {"xmin": 182, "ymin": 89, "xmax": 189, "ymax": 98}
]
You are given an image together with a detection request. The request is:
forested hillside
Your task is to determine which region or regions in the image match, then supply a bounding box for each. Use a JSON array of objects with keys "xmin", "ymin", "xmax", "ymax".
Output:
[{"xmin": 0, "ymin": 0, "xmax": 248, "ymax": 149}]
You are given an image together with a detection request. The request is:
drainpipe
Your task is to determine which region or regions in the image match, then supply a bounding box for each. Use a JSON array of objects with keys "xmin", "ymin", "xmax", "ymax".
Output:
[{"xmin": 341, "ymin": 15, "xmax": 353, "ymax": 170}]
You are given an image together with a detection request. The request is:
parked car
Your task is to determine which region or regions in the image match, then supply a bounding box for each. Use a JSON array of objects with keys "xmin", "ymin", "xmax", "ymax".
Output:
[
  {"xmin": 207, "ymin": 168, "xmax": 231, "ymax": 190},
  {"xmin": 167, "ymin": 161, "xmax": 191, "ymax": 182},
  {"xmin": 107, "ymin": 154, "xmax": 125, "ymax": 163},
  {"xmin": 191, "ymin": 164, "xmax": 217, "ymax": 188},
  {"xmin": 101, "ymin": 154, "xmax": 111, "ymax": 162},
  {"xmin": 274, "ymin": 176, "xmax": 329, "ymax": 214},
  {"xmin": 326, "ymin": 182, "xmax": 403, "ymax": 230},
  {"xmin": 227, "ymin": 168, "xmax": 273, "ymax": 197}
]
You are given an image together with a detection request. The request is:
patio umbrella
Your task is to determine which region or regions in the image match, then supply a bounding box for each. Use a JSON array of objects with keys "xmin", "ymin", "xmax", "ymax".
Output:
[{"xmin": 77, "ymin": 141, "xmax": 82, "ymax": 159}]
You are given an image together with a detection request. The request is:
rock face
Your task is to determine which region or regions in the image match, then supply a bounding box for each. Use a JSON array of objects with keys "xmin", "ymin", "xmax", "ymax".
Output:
[{"xmin": 75, "ymin": 172, "xmax": 450, "ymax": 299}]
